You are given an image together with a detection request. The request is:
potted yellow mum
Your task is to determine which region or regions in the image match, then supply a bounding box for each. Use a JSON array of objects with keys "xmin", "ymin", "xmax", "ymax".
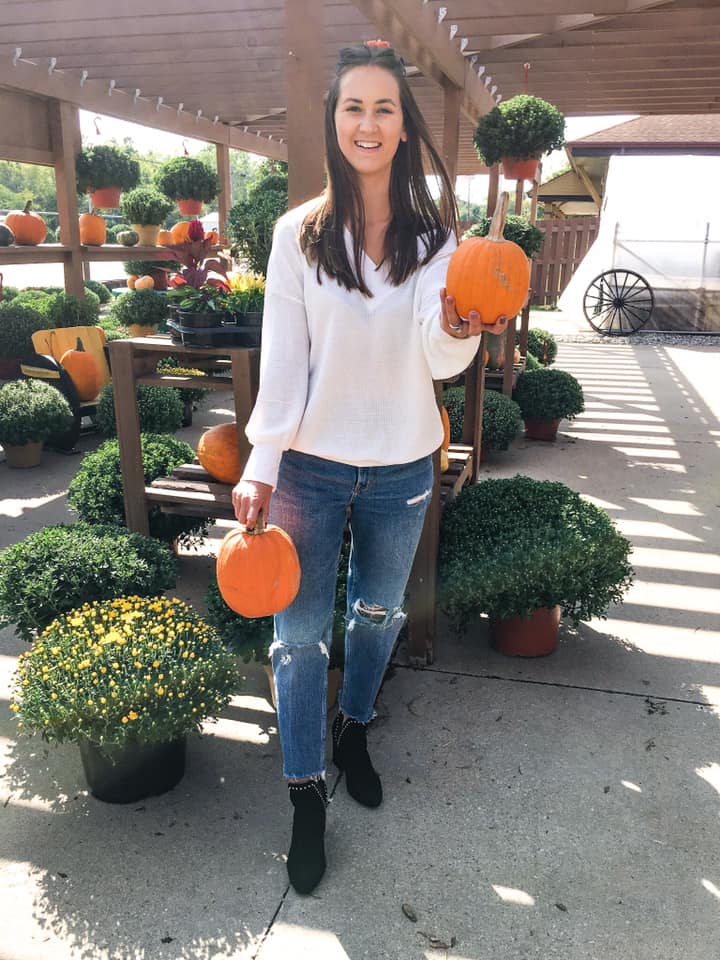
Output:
[{"xmin": 11, "ymin": 595, "xmax": 239, "ymax": 803}]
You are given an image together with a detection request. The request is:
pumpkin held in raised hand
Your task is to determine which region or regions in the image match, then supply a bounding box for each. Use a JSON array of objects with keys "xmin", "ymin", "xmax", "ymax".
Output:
[
  {"xmin": 197, "ymin": 423, "xmax": 242, "ymax": 484},
  {"xmin": 79, "ymin": 211, "xmax": 106, "ymax": 246},
  {"xmin": 60, "ymin": 337, "xmax": 103, "ymax": 401},
  {"xmin": 216, "ymin": 512, "xmax": 301, "ymax": 618},
  {"xmin": 445, "ymin": 192, "xmax": 530, "ymax": 324},
  {"xmin": 5, "ymin": 200, "xmax": 47, "ymax": 246}
]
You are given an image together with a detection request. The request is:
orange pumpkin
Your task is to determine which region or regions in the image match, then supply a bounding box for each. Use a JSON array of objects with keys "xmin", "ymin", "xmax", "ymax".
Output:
[
  {"xmin": 157, "ymin": 229, "xmax": 174, "ymax": 246},
  {"xmin": 197, "ymin": 423, "xmax": 242, "ymax": 484},
  {"xmin": 5, "ymin": 200, "xmax": 47, "ymax": 246},
  {"xmin": 216, "ymin": 513, "xmax": 301, "ymax": 618},
  {"xmin": 134, "ymin": 275, "xmax": 155, "ymax": 290},
  {"xmin": 441, "ymin": 406, "xmax": 450, "ymax": 451},
  {"xmin": 440, "ymin": 449, "xmax": 449, "ymax": 473},
  {"xmin": 170, "ymin": 221, "xmax": 191, "ymax": 244},
  {"xmin": 127, "ymin": 275, "xmax": 138, "ymax": 289},
  {"xmin": 446, "ymin": 192, "xmax": 530, "ymax": 324},
  {"xmin": 205, "ymin": 229, "xmax": 220, "ymax": 245},
  {"xmin": 60, "ymin": 336, "xmax": 103, "ymax": 402},
  {"xmin": 79, "ymin": 211, "xmax": 106, "ymax": 246}
]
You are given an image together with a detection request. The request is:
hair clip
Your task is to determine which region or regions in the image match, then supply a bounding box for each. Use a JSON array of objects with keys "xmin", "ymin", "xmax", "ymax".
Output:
[{"xmin": 366, "ymin": 39, "xmax": 391, "ymax": 48}]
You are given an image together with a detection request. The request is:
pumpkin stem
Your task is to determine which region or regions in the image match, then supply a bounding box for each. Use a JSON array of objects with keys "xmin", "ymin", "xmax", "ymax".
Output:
[
  {"xmin": 23, "ymin": 200, "xmax": 33, "ymax": 215},
  {"xmin": 488, "ymin": 191, "xmax": 510, "ymax": 242},
  {"xmin": 245, "ymin": 507, "xmax": 266, "ymax": 535},
  {"xmin": 75, "ymin": 337, "xmax": 85, "ymax": 352}
]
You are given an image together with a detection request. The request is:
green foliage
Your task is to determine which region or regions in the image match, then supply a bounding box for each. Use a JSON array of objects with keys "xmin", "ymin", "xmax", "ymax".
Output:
[
  {"xmin": 10, "ymin": 595, "xmax": 239, "ymax": 747},
  {"xmin": 228, "ymin": 172, "xmax": 288, "ymax": 275},
  {"xmin": 0, "ymin": 301, "xmax": 47, "ymax": 357},
  {"xmin": 123, "ymin": 259, "xmax": 178, "ymax": 277},
  {"xmin": 443, "ymin": 386, "xmax": 521, "ymax": 449},
  {"xmin": 439, "ymin": 475, "xmax": 634, "ymax": 628},
  {"xmin": 76, "ymin": 143, "xmax": 141, "ymax": 194},
  {"xmin": 155, "ymin": 360, "xmax": 209, "ymax": 405},
  {"xmin": 224, "ymin": 274, "xmax": 265, "ymax": 315},
  {"xmin": 96, "ymin": 312, "xmax": 129, "ymax": 343},
  {"xmin": 524, "ymin": 351, "xmax": 542, "ymax": 371},
  {"xmin": 464, "ymin": 214, "xmax": 545, "ymax": 260},
  {"xmin": 107, "ymin": 222, "xmax": 133, "ymax": 241},
  {"xmin": 517, "ymin": 326, "xmax": 558, "ymax": 365},
  {"xmin": 473, "ymin": 95, "xmax": 566, "ymax": 166},
  {"xmin": 120, "ymin": 187, "xmax": 174, "ymax": 226},
  {"xmin": 43, "ymin": 225, "xmax": 57, "ymax": 243},
  {"xmin": 109, "ymin": 289, "xmax": 169, "ymax": 328},
  {"xmin": 0, "ymin": 160, "xmax": 58, "ymax": 214},
  {"xmin": 0, "ymin": 523, "xmax": 176, "ymax": 642},
  {"xmin": 443, "ymin": 387, "xmax": 465, "ymax": 444},
  {"xmin": 0, "ymin": 378, "xmax": 74, "ymax": 446},
  {"xmin": 171, "ymin": 283, "xmax": 229, "ymax": 316},
  {"xmin": 68, "ymin": 434, "xmax": 209, "ymax": 547},
  {"xmin": 1, "ymin": 285, "xmax": 20, "ymax": 302},
  {"xmin": 96, "ymin": 382, "xmax": 184, "ymax": 436},
  {"xmin": 84, "ymin": 280, "xmax": 112, "ymax": 304},
  {"xmin": 46, "ymin": 291, "xmax": 100, "ymax": 328},
  {"xmin": 513, "ymin": 368, "xmax": 584, "ymax": 422},
  {"xmin": 154, "ymin": 156, "xmax": 220, "ymax": 203},
  {"xmin": 205, "ymin": 539, "xmax": 350, "ymax": 667}
]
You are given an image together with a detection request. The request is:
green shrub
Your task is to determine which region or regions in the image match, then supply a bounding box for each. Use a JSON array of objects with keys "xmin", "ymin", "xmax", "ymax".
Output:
[
  {"xmin": 473, "ymin": 94, "xmax": 565, "ymax": 166},
  {"xmin": 513, "ymin": 368, "xmax": 584, "ymax": 422},
  {"xmin": 109, "ymin": 289, "xmax": 168, "ymax": 329},
  {"xmin": 524, "ymin": 351, "xmax": 542, "ymax": 371},
  {"xmin": 154, "ymin": 156, "xmax": 220, "ymax": 203},
  {"xmin": 107, "ymin": 222, "xmax": 132, "ymax": 241},
  {"xmin": 76, "ymin": 144, "xmax": 141, "ymax": 193},
  {"xmin": 439, "ymin": 475, "xmax": 634, "ymax": 629},
  {"xmin": 464, "ymin": 215, "xmax": 545, "ymax": 260},
  {"xmin": 228, "ymin": 172, "xmax": 288, "ymax": 275},
  {"xmin": 96, "ymin": 382, "xmax": 184, "ymax": 436},
  {"xmin": 443, "ymin": 387, "xmax": 465, "ymax": 444},
  {"xmin": 68, "ymin": 433, "xmax": 209, "ymax": 547},
  {"xmin": 46, "ymin": 291, "xmax": 100, "ymax": 328},
  {"xmin": 1, "ymin": 285, "xmax": 19, "ymax": 302},
  {"xmin": 0, "ymin": 378, "xmax": 74, "ymax": 446},
  {"xmin": 443, "ymin": 386, "xmax": 521, "ymax": 449},
  {"xmin": 0, "ymin": 301, "xmax": 48, "ymax": 357},
  {"xmin": 84, "ymin": 279, "xmax": 112, "ymax": 304},
  {"xmin": 0, "ymin": 523, "xmax": 176, "ymax": 642},
  {"xmin": 120, "ymin": 187, "xmax": 174, "ymax": 226},
  {"xmin": 517, "ymin": 327, "xmax": 557, "ymax": 365},
  {"xmin": 123, "ymin": 259, "xmax": 179, "ymax": 277},
  {"xmin": 96, "ymin": 312, "xmax": 129, "ymax": 342}
]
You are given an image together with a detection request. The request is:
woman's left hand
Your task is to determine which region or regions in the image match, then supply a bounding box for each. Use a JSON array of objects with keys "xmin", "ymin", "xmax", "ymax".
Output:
[{"xmin": 440, "ymin": 288, "xmax": 509, "ymax": 339}]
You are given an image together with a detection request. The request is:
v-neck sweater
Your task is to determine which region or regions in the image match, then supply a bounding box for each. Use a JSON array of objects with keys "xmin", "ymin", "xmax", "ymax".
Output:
[{"xmin": 242, "ymin": 199, "xmax": 481, "ymax": 489}]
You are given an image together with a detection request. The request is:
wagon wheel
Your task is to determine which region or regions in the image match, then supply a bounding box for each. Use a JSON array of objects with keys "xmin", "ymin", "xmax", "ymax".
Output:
[{"xmin": 583, "ymin": 269, "xmax": 654, "ymax": 335}]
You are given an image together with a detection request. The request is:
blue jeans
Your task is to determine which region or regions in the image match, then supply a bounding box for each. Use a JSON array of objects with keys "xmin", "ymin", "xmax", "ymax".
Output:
[{"xmin": 268, "ymin": 449, "xmax": 434, "ymax": 780}]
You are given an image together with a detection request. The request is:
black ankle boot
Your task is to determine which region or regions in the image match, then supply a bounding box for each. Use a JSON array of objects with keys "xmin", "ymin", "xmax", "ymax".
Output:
[
  {"xmin": 332, "ymin": 712, "xmax": 382, "ymax": 808},
  {"xmin": 287, "ymin": 778, "xmax": 328, "ymax": 894}
]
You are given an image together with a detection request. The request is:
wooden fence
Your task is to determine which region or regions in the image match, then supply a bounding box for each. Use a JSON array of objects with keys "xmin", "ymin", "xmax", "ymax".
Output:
[{"xmin": 530, "ymin": 216, "xmax": 599, "ymax": 306}]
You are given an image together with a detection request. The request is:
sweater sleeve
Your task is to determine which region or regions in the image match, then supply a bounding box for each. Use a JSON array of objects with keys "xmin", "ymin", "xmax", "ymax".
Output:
[
  {"xmin": 242, "ymin": 214, "xmax": 310, "ymax": 489},
  {"xmin": 415, "ymin": 234, "xmax": 481, "ymax": 380}
]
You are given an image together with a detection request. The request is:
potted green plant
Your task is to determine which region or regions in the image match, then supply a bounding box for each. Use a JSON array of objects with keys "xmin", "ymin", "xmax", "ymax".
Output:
[
  {"xmin": 515, "ymin": 326, "xmax": 558, "ymax": 366},
  {"xmin": 154, "ymin": 156, "xmax": 221, "ymax": 216},
  {"xmin": 84, "ymin": 280, "xmax": 112, "ymax": 306},
  {"xmin": 0, "ymin": 378, "xmax": 74, "ymax": 468},
  {"xmin": 124, "ymin": 259, "xmax": 178, "ymax": 292},
  {"xmin": 96, "ymin": 382, "xmax": 184, "ymax": 436},
  {"xmin": 169, "ymin": 283, "xmax": 232, "ymax": 327},
  {"xmin": 75, "ymin": 144, "xmax": 141, "ymax": 209},
  {"xmin": 228, "ymin": 172, "xmax": 288, "ymax": 275},
  {"xmin": 108, "ymin": 288, "xmax": 169, "ymax": 337},
  {"xmin": 10, "ymin": 594, "xmax": 239, "ymax": 803},
  {"xmin": 224, "ymin": 273, "xmax": 265, "ymax": 326},
  {"xmin": 439, "ymin": 475, "xmax": 634, "ymax": 656},
  {"xmin": 0, "ymin": 301, "xmax": 47, "ymax": 379},
  {"xmin": 513, "ymin": 368, "xmax": 585, "ymax": 441},
  {"xmin": 464, "ymin": 214, "xmax": 545, "ymax": 260},
  {"xmin": 119, "ymin": 187, "xmax": 174, "ymax": 246},
  {"xmin": 473, "ymin": 94, "xmax": 565, "ymax": 181},
  {"xmin": 45, "ymin": 290, "xmax": 100, "ymax": 327},
  {"xmin": 155, "ymin": 358, "xmax": 210, "ymax": 426},
  {"xmin": 443, "ymin": 385, "xmax": 522, "ymax": 458},
  {"xmin": 0, "ymin": 522, "xmax": 176, "ymax": 642}
]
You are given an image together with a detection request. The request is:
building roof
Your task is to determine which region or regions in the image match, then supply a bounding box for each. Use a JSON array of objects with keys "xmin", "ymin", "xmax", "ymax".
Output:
[{"xmin": 568, "ymin": 115, "xmax": 720, "ymax": 155}]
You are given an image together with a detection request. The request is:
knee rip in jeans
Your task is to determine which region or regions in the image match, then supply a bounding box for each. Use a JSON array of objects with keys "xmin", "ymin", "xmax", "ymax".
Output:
[
  {"xmin": 349, "ymin": 598, "xmax": 405, "ymax": 629},
  {"xmin": 406, "ymin": 487, "xmax": 432, "ymax": 506},
  {"xmin": 268, "ymin": 639, "xmax": 330, "ymax": 665}
]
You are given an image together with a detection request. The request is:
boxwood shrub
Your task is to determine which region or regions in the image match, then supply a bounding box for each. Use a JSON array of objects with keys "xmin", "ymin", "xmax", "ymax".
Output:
[
  {"xmin": 443, "ymin": 386, "xmax": 522, "ymax": 450},
  {"xmin": 96, "ymin": 382, "xmax": 184, "ymax": 436}
]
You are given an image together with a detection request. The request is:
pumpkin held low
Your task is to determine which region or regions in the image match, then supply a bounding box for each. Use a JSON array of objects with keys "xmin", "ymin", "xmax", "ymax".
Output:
[{"xmin": 445, "ymin": 192, "xmax": 530, "ymax": 324}]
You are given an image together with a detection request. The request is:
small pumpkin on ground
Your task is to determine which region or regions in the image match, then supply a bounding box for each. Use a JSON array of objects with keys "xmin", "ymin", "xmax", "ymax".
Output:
[
  {"xmin": 79, "ymin": 211, "xmax": 106, "ymax": 247},
  {"xmin": 134, "ymin": 275, "xmax": 155, "ymax": 290},
  {"xmin": 5, "ymin": 201, "xmax": 47, "ymax": 246},
  {"xmin": 216, "ymin": 511, "xmax": 301, "ymax": 618},
  {"xmin": 126, "ymin": 275, "xmax": 138, "ymax": 289},
  {"xmin": 60, "ymin": 337, "xmax": 103, "ymax": 402},
  {"xmin": 197, "ymin": 423, "xmax": 242, "ymax": 485}
]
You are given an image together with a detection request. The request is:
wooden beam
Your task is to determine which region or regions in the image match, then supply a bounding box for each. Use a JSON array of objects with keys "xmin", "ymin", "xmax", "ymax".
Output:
[
  {"xmin": 486, "ymin": 164, "xmax": 500, "ymax": 218},
  {"xmin": 48, "ymin": 100, "xmax": 84, "ymax": 297},
  {"xmin": 285, "ymin": 0, "xmax": 325, "ymax": 208},
  {"xmin": 441, "ymin": 81, "xmax": 462, "ymax": 186}
]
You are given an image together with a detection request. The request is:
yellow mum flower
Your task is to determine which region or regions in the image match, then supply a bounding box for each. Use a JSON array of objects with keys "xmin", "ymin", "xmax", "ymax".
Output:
[
  {"xmin": 157, "ymin": 687, "xmax": 165, "ymax": 696},
  {"xmin": 121, "ymin": 716, "xmax": 129, "ymax": 724},
  {"xmin": 128, "ymin": 710, "xmax": 138, "ymax": 721}
]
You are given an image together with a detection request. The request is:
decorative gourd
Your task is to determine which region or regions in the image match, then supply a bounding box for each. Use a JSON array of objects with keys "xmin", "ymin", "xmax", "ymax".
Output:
[
  {"xmin": 157, "ymin": 229, "xmax": 174, "ymax": 246},
  {"xmin": 117, "ymin": 230, "xmax": 139, "ymax": 246},
  {"xmin": 5, "ymin": 200, "xmax": 47, "ymax": 246},
  {"xmin": 441, "ymin": 406, "xmax": 451, "ymax": 451},
  {"xmin": 205, "ymin": 229, "xmax": 220, "ymax": 245},
  {"xmin": 445, "ymin": 192, "xmax": 530, "ymax": 324},
  {"xmin": 79, "ymin": 211, "xmax": 106, "ymax": 246},
  {"xmin": 216, "ymin": 512, "xmax": 301, "ymax": 617},
  {"xmin": 134, "ymin": 275, "xmax": 155, "ymax": 290},
  {"xmin": 197, "ymin": 423, "xmax": 242, "ymax": 484},
  {"xmin": 440, "ymin": 449, "xmax": 449, "ymax": 473},
  {"xmin": 170, "ymin": 221, "xmax": 191, "ymax": 244},
  {"xmin": 126, "ymin": 275, "xmax": 138, "ymax": 289},
  {"xmin": 59, "ymin": 337, "xmax": 103, "ymax": 402},
  {"xmin": 0, "ymin": 223, "xmax": 14, "ymax": 246}
]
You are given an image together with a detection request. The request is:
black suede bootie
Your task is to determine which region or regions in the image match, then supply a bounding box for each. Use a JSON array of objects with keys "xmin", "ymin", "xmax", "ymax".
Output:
[
  {"xmin": 287, "ymin": 777, "xmax": 328, "ymax": 894},
  {"xmin": 332, "ymin": 712, "xmax": 382, "ymax": 808}
]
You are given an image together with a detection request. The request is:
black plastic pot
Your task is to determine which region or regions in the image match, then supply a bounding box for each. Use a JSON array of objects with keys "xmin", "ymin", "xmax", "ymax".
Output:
[
  {"xmin": 168, "ymin": 319, "xmax": 261, "ymax": 348},
  {"xmin": 231, "ymin": 310, "xmax": 263, "ymax": 326},
  {"xmin": 78, "ymin": 737, "xmax": 186, "ymax": 804},
  {"xmin": 175, "ymin": 309, "xmax": 231, "ymax": 329}
]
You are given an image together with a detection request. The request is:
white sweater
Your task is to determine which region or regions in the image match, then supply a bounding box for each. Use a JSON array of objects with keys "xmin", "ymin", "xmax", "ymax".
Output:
[{"xmin": 242, "ymin": 199, "xmax": 480, "ymax": 489}]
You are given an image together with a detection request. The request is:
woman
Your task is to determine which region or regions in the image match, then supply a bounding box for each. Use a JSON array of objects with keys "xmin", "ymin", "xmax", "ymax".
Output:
[{"xmin": 232, "ymin": 41, "xmax": 507, "ymax": 894}]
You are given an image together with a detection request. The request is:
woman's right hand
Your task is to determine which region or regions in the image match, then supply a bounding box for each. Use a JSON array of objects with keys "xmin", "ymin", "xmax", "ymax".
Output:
[{"xmin": 231, "ymin": 479, "xmax": 273, "ymax": 529}]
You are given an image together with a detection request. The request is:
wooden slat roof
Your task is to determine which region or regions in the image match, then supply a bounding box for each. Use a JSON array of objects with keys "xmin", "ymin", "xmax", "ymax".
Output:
[{"xmin": 1, "ymin": 0, "xmax": 718, "ymax": 175}]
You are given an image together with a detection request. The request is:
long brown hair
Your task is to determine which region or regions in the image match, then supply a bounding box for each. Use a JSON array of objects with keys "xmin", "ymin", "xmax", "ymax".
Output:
[{"xmin": 299, "ymin": 43, "xmax": 458, "ymax": 296}]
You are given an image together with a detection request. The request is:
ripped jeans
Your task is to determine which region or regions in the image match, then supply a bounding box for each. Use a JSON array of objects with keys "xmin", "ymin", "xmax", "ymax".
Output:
[{"xmin": 268, "ymin": 449, "xmax": 434, "ymax": 779}]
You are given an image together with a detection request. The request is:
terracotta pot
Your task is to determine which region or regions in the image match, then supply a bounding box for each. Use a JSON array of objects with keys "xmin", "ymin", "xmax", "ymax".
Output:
[
  {"xmin": 263, "ymin": 664, "xmax": 343, "ymax": 713},
  {"xmin": 150, "ymin": 270, "xmax": 168, "ymax": 291},
  {"xmin": 524, "ymin": 417, "xmax": 561, "ymax": 441},
  {"xmin": 88, "ymin": 186, "xmax": 122, "ymax": 209},
  {"xmin": 501, "ymin": 157, "xmax": 540, "ymax": 181},
  {"xmin": 177, "ymin": 198, "xmax": 203, "ymax": 216},
  {"xmin": 131, "ymin": 224, "xmax": 161, "ymax": 246},
  {"xmin": 3, "ymin": 440, "xmax": 43, "ymax": 468},
  {"xmin": 0, "ymin": 357, "xmax": 21, "ymax": 380},
  {"xmin": 490, "ymin": 605, "xmax": 561, "ymax": 657}
]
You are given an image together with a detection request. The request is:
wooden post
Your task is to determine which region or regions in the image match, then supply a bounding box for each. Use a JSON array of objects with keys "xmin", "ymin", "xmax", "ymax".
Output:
[
  {"xmin": 441, "ymin": 81, "xmax": 461, "ymax": 187},
  {"xmin": 109, "ymin": 340, "xmax": 150, "ymax": 536},
  {"xmin": 486, "ymin": 165, "xmax": 500, "ymax": 218},
  {"xmin": 502, "ymin": 314, "xmax": 517, "ymax": 396},
  {"xmin": 48, "ymin": 100, "xmax": 84, "ymax": 297},
  {"xmin": 231, "ymin": 349, "xmax": 260, "ymax": 473},
  {"xmin": 286, "ymin": 0, "xmax": 325, "ymax": 208},
  {"xmin": 515, "ymin": 179, "xmax": 524, "ymax": 215},
  {"xmin": 468, "ymin": 335, "xmax": 486, "ymax": 481},
  {"xmin": 529, "ymin": 161, "xmax": 541, "ymax": 224},
  {"xmin": 216, "ymin": 143, "xmax": 231, "ymax": 240}
]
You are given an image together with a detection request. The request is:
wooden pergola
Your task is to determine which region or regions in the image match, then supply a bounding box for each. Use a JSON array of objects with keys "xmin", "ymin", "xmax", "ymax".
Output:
[{"xmin": 2, "ymin": 0, "xmax": 718, "ymax": 662}]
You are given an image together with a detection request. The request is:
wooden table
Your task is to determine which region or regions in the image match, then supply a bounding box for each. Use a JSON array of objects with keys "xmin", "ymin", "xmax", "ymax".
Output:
[{"xmin": 108, "ymin": 336, "xmax": 259, "ymax": 537}]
